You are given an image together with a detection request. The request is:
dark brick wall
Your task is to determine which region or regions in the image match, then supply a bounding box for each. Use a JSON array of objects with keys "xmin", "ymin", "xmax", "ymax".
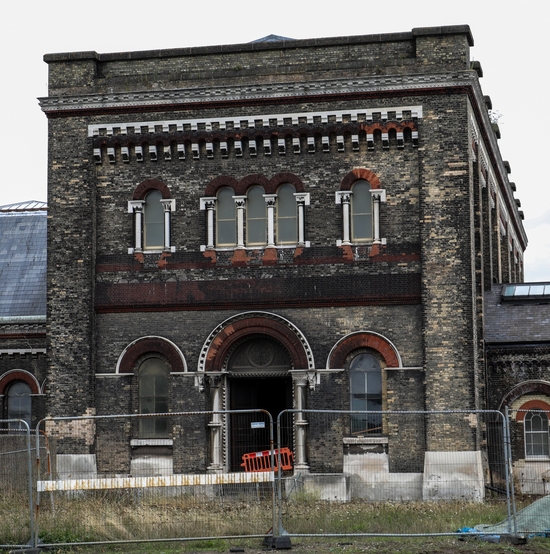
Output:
[
  {"xmin": 47, "ymin": 116, "xmax": 97, "ymax": 418},
  {"xmin": 42, "ymin": 26, "xmax": 526, "ymax": 472}
]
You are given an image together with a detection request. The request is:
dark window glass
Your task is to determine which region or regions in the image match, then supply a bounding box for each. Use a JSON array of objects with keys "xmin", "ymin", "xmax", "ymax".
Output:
[
  {"xmin": 7, "ymin": 382, "xmax": 32, "ymax": 430},
  {"xmin": 138, "ymin": 358, "xmax": 169, "ymax": 438},
  {"xmin": 144, "ymin": 190, "xmax": 164, "ymax": 249},
  {"xmin": 216, "ymin": 187, "xmax": 236, "ymax": 247},
  {"xmin": 349, "ymin": 353, "xmax": 382, "ymax": 434},
  {"xmin": 351, "ymin": 180, "xmax": 373, "ymax": 241},
  {"xmin": 246, "ymin": 186, "xmax": 267, "ymax": 246},
  {"xmin": 277, "ymin": 184, "xmax": 297, "ymax": 244}
]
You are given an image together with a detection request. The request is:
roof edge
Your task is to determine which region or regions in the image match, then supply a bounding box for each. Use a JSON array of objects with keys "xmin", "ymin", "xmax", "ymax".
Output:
[{"xmin": 43, "ymin": 25, "xmax": 472, "ymax": 63}]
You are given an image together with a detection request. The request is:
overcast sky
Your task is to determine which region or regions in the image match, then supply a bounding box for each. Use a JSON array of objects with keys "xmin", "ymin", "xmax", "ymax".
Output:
[{"xmin": 2, "ymin": 0, "xmax": 548, "ymax": 282}]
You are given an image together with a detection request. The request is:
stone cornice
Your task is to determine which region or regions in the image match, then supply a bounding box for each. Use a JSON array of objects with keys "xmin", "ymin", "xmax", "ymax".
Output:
[{"xmin": 38, "ymin": 72, "xmax": 476, "ymax": 115}]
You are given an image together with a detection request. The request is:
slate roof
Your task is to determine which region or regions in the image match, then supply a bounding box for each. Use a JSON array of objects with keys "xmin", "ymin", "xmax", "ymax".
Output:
[
  {"xmin": 0, "ymin": 201, "xmax": 47, "ymax": 319},
  {"xmin": 250, "ymin": 34, "xmax": 294, "ymax": 43},
  {"xmin": 484, "ymin": 284, "xmax": 550, "ymax": 344}
]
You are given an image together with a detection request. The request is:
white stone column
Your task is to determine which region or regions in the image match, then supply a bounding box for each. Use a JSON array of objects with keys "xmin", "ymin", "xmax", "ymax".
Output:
[
  {"xmin": 372, "ymin": 193, "xmax": 381, "ymax": 244},
  {"xmin": 292, "ymin": 373, "xmax": 310, "ymax": 472},
  {"xmin": 335, "ymin": 192, "xmax": 351, "ymax": 245},
  {"xmin": 208, "ymin": 374, "xmax": 224, "ymax": 473},
  {"xmin": 264, "ymin": 194, "xmax": 277, "ymax": 247},
  {"xmin": 370, "ymin": 189, "xmax": 386, "ymax": 245},
  {"xmin": 233, "ymin": 196, "xmax": 246, "ymax": 249},
  {"xmin": 160, "ymin": 199, "xmax": 175, "ymax": 251},
  {"xmin": 128, "ymin": 200, "xmax": 145, "ymax": 252},
  {"xmin": 206, "ymin": 199, "xmax": 216, "ymax": 249},
  {"xmin": 200, "ymin": 197, "xmax": 216, "ymax": 250},
  {"xmin": 294, "ymin": 193, "xmax": 310, "ymax": 247}
]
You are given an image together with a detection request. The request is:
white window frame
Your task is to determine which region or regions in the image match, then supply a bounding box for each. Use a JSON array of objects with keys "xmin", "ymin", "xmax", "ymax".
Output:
[
  {"xmin": 128, "ymin": 198, "xmax": 176, "ymax": 254},
  {"xmin": 201, "ymin": 189, "xmax": 310, "ymax": 250},
  {"xmin": 336, "ymin": 188, "xmax": 386, "ymax": 246},
  {"xmin": 524, "ymin": 410, "xmax": 550, "ymax": 459}
]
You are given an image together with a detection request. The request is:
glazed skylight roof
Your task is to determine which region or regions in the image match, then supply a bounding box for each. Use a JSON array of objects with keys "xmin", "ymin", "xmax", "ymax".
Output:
[
  {"xmin": 0, "ymin": 202, "xmax": 47, "ymax": 318},
  {"xmin": 502, "ymin": 283, "xmax": 550, "ymax": 300}
]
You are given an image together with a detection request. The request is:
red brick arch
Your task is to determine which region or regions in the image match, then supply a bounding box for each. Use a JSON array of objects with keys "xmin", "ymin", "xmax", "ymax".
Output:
[
  {"xmin": 203, "ymin": 316, "xmax": 311, "ymax": 372},
  {"xmin": 204, "ymin": 173, "xmax": 306, "ymax": 197},
  {"xmin": 339, "ymin": 169, "xmax": 381, "ymax": 191},
  {"xmin": 117, "ymin": 336, "xmax": 186, "ymax": 373},
  {"xmin": 499, "ymin": 381, "xmax": 550, "ymax": 411},
  {"xmin": 515, "ymin": 399, "xmax": 550, "ymax": 422},
  {"xmin": 327, "ymin": 332, "xmax": 400, "ymax": 369},
  {"xmin": 0, "ymin": 370, "xmax": 41, "ymax": 395},
  {"xmin": 132, "ymin": 179, "xmax": 172, "ymax": 200}
]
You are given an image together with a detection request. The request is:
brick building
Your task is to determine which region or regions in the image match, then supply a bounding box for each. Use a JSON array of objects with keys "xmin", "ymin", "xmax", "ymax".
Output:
[
  {"xmin": 0, "ymin": 202, "xmax": 47, "ymax": 429},
  {"xmin": 30, "ymin": 25, "xmax": 533, "ymax": 497},
  {"xmin": 485, "ymin": 283, "xmax": 550, "ymax": 493}
]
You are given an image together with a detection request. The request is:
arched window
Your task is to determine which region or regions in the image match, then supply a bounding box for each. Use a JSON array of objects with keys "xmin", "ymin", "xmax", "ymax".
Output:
[
  {"xmin": 216, "ymin": 187, "xmax": 237, "ymax": 247},
  {"xmin": 351, "ymin": 180, "xmax": 373, "ymax": 242},
  {"xmin": 128, "ymin": 181, "xmax": 175, "ymax": 254},
  {"xmin": 336, "ymin": 171, "xmax": 386, "ymax": 246},
  {"xmin": 246, "ymin": 186, "xmax": 267, "ymax": 246},
  {"xmin": 138, "ymin": 358, "xmax": 169, "ymax": 438},
  {"xmin": 349, "ymin": 353, "xmax": 382, "ymax": 434},
  {"xmin": 276, "ymin": 184, "xmax": 298, "ymax": 245},
  {"xmin": 6, "ymin": 381, "xmax": 32, "ymax": 430},
  {"xmin": 525, "ymin": 411, "xmax": 549, "ymax": 457},
  {"xmin": 143, "ymin": 190, "xmax": 165, "ymax": 249}
]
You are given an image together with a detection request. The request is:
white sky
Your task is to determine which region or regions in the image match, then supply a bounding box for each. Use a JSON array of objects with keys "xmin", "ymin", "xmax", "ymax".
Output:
[{"xmin": 2, "ymin": 0, "xmax": 549, "ymax": 282}]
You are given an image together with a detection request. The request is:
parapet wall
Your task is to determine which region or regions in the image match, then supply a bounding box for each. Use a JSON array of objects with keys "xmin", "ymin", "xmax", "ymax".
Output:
[{"xmin": 44, "ymin": 26, "xmax": 473, "ymax": 96}]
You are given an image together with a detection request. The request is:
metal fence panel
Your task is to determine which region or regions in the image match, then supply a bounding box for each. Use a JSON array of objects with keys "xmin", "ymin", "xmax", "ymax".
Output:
[
  {"xmin": 504, "ymin": 408, "xmax": 550, "ymax": 536},
  {"xmin": 29, "ymin": 409, "xmax": 523, "ymax": 547},
  {"xmin": 276, "ymin": 409, "xmax": 512, "ymax": 538},
  {"xmin": 0, "ymin": 421, "xmax": 34, "ymax": 549},
  {"xmin": 35, "ymin": 410, "xmax": 276, "ymax": 547}
]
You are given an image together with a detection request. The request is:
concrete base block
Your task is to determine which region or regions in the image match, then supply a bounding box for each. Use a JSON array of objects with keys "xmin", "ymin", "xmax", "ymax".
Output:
[
  {"xmin": 296, "ymin": 473, "xmax": 351, "ymax": 501},
  {"xmin": 130, "ymin": 455, "xmax": 173, "ymax": 477},
  {"xmin": 423, "ymin": 451, "xmax": 484, "ymax": 502},
  {"xmin": 344, "ymin": 452, "xmax": 423, "ymax": 501},
  {"xmin": 514, "ymin": 461, "xmax": 550, "ymax": 495},
  {"xmin": 56, "ymin": 454, "xmax": 97, "ymax": 479}
]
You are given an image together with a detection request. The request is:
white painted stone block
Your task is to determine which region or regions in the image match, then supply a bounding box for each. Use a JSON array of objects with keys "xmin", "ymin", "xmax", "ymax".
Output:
[{"xmin": 423, "ymin": 451, "xmax": 485, "ymax": 502}]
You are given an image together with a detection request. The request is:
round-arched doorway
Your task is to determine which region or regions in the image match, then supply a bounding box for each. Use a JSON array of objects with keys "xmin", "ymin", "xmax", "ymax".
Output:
[{"xmin": 227, "ymin": 336, "xmax": 293, "ymax": 470}]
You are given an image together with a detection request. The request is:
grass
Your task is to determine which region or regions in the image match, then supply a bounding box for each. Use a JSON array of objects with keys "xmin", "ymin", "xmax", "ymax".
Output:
[{"xmin": 1, "ymin": 488, "xmax": 548, "ymax": 553}]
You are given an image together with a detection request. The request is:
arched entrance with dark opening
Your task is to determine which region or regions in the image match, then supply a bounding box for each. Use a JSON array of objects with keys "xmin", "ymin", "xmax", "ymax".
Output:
[
  {"xmin": 227, "ymin": 336, "xmax": 293, "ymax": 471},
  {"xmin": 200, "ymin": 311, "xmax": 315, "ymax": 473}
]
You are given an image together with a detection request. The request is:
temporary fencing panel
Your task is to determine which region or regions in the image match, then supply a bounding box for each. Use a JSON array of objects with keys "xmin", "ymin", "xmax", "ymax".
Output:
[
  {"xmin": 503, "ymin": 407, "xmax": 550, "ymax": 536},
  {"xmin": 35, "ymin": 410, "xmax": 276, "ymax": 548},
  {"xmin": 276, "ymin": 409, "xmax": 514, "ymax": 539},
  {"xmin": 0, "ymin": 421, "xmax": 35, "ymax": 549},
  {"xmin": 16, "ymin": 408, "xmax": 543, "ymax": 548}
]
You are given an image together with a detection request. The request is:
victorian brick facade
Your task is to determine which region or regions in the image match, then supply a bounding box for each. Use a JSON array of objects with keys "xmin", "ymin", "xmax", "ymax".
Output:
[{"xmin": 28, "ymin": 26, "xmax": 536, "ymax": 493}]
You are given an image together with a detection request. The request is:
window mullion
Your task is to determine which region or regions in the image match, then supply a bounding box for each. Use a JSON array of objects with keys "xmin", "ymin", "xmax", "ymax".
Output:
[
  {"xmin": 264, "ymin": 194, "xmax": 277, "ymax": 247},
  {"xmin": 233, "ymin": 196, "xmax": 246, "ymax": 249}
]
